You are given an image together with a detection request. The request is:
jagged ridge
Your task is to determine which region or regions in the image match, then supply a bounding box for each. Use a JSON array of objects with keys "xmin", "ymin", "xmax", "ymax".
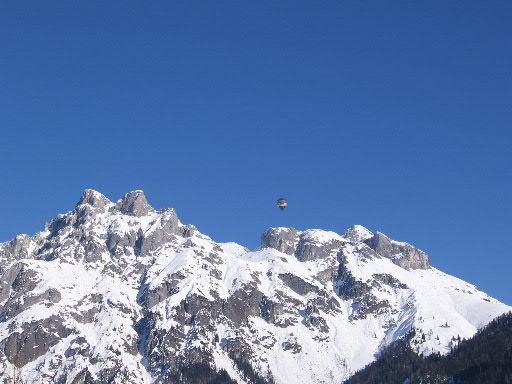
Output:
[{"xmin": 0, "ymin": 190, "xmax": 509, "ymax": 384}]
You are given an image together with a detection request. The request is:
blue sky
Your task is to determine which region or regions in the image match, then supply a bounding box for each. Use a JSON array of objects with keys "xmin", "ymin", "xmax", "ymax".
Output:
[{"xmin": 1, "ymin": 1, "xmax": 511, "ymax": 303}]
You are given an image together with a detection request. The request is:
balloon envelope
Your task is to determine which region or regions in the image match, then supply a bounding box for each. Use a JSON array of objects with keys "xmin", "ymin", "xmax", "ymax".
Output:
[{"xmin": 277, "ymin": 198, "xmax": 287, "ymax": 210}]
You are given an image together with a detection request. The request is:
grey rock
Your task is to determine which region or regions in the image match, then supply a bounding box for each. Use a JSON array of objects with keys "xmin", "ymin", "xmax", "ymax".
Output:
[
  {"xmin": 1, "ymin": 288, "xmax": 61, "ymax": 321},
  {"xmin": 295, "ymin": 233, "xmax": 344, "ymax": 262},
  {"xmin": 143, "ymin": 272, "xmax": 184, "ymax": 308},
  {"xmin": 115, "ymin": 190, "xmax": 154, "ymax": 217},
  {"xmin": 261, "ymin": 228, "xmax": 345, "ymax": 262},
  {"xmin": 106, "ymin": 230, "xmax": 139, "ymax": 258},
  {"xmin": 315, "ymin": 266, "xmax": 338, "ymax": 285},
  {"xmin": 334, "ymin": 254, "xmax": 396, "ymax": 320},
  {"xmin": 0, "ymin": 263, "xmax": 40, "ymax": 309},
  {"xmin": 259, "ymin": 294, "xmax": 299, "ymax": 327},
  {"xmin": 261, "ymin": 227, "xmax": 299, "ymax": 255},
  {"xmin": 67, "ymin": 368, "xmax": 94, "ymax": 384},
  {"xmin": 0, "ymin": 188, "xmax": 481, "ymax": 384},
  {"xmin": 1, "ymin": 315, "xmax": 72, "ymax": 367},
  {"xmin": 364, "ymin": 232, "xmax": 430, "ymax": 270},
  {"xmin": 3, "ymin": 235, "xmax": 31, "ymax": 258},
  {"xmin": 77, "ymin": 189, "xmax": 111, "ymax": 210},
  {"xmin": 65, "ymin": 336, "xmax": 90, "ymax": 358},
  {"xmin": 281, "ymin": 338, "xmax": 302, "ymax": 354},
  {"xmin": 334, "ymin": 262, "xmax": 372, "ymax": 300},
  {"xmin": 350, "ymin": 295, "xmax": 393, "ymax": 321},
  {"xmin": 278, "ymin": 273, "xmax": 318, "ymax": 296},
  {"xmin": 300, "ymin": 300, "xmax": 332, "ymax": 333},
  {"xmin": 139, "ymin": 210, "xmax": 180, "ymax": 256},
  {"xmin": 180, "ymin": 224, "xmax": 197, "ymax": 238},
  {"xmin": 224, "ymin": 283, "xmax": 264, "ymax": 326},
  {"xmin": 342, "ymin": 225, "xmax": 373, "ymax": 243},
  {"xmin": 372, "ymin": 273, "xmax": 408, "ymax": 290}
]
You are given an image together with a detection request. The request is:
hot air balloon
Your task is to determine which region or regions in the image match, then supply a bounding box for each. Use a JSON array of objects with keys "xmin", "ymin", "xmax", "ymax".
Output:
[{"xmin": 277, "ymin": 198, "xmax": 287, "ymax": 211}]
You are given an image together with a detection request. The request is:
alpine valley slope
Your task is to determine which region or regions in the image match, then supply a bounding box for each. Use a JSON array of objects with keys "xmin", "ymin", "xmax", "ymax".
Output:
[{"xmin": 0, "ymin": 190, "xmax": 509, "ymax": 384}]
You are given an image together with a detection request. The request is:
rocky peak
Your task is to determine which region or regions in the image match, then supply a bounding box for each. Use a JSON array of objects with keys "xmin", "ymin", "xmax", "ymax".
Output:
[
  {"xmin": 0, "ymin": 190, "xmax": 509, "ymax": 384},
  {"xmin": 77, "ymin": 189, "xmax": 111, "ymax": 209},
  {"xmin": 364, "ymin": 231, "xmax": 429, "ymax": 270},
  {"xmin": 295, "ymin": 230, "xmax": 345, "ymax": 262},
  {"xmin": 0, "ymin": 234, "xmax": 33, "ymax": 266},
  {"xmin": 115, "ymin": 190, "xmax": 154, "ymax": 217},
  {"xmin": 261, "ymin": 228, "xmax": 345, "ymax": 262},
  {"xmin": 342, "ymin": 225, "xmax": 373, "ymax": 243},
  {"xmin": 261, "ymin": 227, "xmax": 299, "ymax": 255}
]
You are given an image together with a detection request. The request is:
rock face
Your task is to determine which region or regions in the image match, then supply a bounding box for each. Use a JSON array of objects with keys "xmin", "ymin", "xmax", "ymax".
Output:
[
  {"xmin": 364, "ymin": 232, "xmax": 430, "ymax": 270},
  {"xmin": 115, "ymin": 190, "xmax": 154, "ymax": 217},
  {"xmin": 342, "ymin": 225, "xmax": 373, "ymax": 243},
  {"xmin": 0, "ymin": 190, "xmax": 509, "ymax": 384},
  {"xmin": 261, "ymin": 227, "xmax": 298, "ymax": 255}
]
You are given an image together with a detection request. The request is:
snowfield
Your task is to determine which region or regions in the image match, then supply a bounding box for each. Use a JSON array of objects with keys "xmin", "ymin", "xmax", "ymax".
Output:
[{"xmin": 0, "ymin": 190, "xmax": 509, "ymax": 384}]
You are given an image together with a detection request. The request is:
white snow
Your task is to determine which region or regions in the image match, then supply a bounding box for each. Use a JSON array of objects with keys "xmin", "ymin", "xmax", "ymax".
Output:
[{"xmin": 0, "ymin": 191, "xmax": 509, "ymax": 384}]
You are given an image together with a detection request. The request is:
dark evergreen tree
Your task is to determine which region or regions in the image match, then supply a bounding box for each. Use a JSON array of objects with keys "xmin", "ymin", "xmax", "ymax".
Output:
[
  {"xmin": 167, "ymin": 362, "xmax": 237, "ymax": 384},
  {"xmin": 229, "ymin": 353, "xmax": 276, "ymax": 384},
  {"xmin": 345, "ymin": 312, "xmax": 512, "ymax": 384}
]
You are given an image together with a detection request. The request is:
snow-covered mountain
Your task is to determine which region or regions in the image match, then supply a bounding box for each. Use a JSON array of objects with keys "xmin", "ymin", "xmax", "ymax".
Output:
[{"xmin": 0, "ymin": 190, "xmax": 509, "ymax": 384}]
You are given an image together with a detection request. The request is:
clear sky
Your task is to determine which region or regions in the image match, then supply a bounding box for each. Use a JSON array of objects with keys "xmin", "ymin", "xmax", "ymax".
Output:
[{"xmin": 1, "ymin": 1, "xmax": 511, "ymax": 303}]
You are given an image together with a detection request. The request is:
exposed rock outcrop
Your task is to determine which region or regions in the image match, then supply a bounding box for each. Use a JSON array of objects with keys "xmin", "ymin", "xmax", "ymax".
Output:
[
  {"xmin": 0, "ymin": 189, "xmax": 507, "ymax": 384},
  {"xmin": 364, "ymin": 232, "xmax": 429, "ymax": 270},
  {"xmin": 115, "ymin": 190, "xmax": 154, "ymax": 217},
  {"xmin": 261, "ymin": 227, "xmax": 299, "ymax": 255}
]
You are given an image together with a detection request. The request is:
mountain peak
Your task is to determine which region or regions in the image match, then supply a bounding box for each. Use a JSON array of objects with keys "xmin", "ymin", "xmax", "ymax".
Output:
[
  {"xmin": 261, "ymin": 227, "xmax": 299, "ymax": 255},
  {"xmin": 115, "ymin": 190, "xmax": 154, "ymax": 217},
  {"xmin": 0, "ymin": 190, "xmax": 508, "ymax": 384},
  {"xmin": 342, "ymin": 225, "xmax": 373, "ymax": 243},
  {"xmin": 77, "ymin": 188, "xmax": 111, "ymax": 209},
  {"xmin": 364, "ymin": 231, "xmax": 430, "ymax": 270}
]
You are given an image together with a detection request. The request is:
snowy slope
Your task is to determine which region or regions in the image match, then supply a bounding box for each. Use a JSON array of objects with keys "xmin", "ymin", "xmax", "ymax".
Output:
[{"xmin": 0, "ymin": 190, "xmax": 509, "ymax": 384}]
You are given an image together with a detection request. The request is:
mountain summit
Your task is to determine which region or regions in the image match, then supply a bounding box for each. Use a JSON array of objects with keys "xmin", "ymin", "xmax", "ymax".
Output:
[{"xmin": 0, "ymin": 190, "xmax": 509, "ymax": 384}]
